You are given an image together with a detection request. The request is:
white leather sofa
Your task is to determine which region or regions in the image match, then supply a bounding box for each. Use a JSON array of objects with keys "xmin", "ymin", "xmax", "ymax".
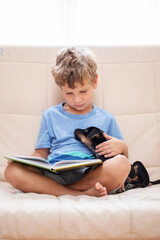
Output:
[{"xmin": 0, "ymin": 46, "xmax": 160, "ymax": 240}]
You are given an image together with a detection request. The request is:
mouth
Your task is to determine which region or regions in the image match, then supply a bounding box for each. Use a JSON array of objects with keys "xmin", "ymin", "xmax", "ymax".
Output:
[{"xmin": 74, "ymin": 104, "xmax": 84, "ymax": 108}]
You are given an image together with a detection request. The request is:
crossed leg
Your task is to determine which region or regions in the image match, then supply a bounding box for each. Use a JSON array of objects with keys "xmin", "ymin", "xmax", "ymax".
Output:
[
  {"xmin": 4, "ymin": 155, "xmax": 130, "ymax": 197},
  {"xmin": 69, "ymin": 154, "xmax": 130, "ymax": 193}
]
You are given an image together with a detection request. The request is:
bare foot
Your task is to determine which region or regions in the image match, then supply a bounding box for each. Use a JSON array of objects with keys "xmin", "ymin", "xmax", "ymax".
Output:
[{"xmin": 84, "ymin": 182, "xmax": 107, "ymax": 197}]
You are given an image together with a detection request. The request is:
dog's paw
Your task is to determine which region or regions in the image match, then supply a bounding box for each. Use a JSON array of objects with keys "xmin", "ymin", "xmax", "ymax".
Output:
[
  {"xmin": 115, "ymin": 185, "xmax": 125, "ymax": 194},
  {"xmin": 125, "ymin": 183, "xmax": 134, "ymax": 191}
]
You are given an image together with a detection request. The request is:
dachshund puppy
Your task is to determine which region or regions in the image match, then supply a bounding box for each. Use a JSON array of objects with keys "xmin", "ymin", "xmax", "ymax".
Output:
[
  {"xmin": 74, "ymin": 126, "xmax": 160, "ymax": 193},
  {"xmin": 74, "ymin": 126, "xmax": 107, "ymax": 161}
]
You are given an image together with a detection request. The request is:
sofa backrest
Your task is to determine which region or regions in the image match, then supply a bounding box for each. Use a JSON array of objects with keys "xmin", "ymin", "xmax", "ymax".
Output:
[{"xmin": 0, "ymin": 46, "xmax": 160, "ymax": 180}]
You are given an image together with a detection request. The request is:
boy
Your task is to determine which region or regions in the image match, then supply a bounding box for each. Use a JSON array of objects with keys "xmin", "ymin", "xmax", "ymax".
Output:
[{"xmin": 5, "ymin": 47, "xmax": 130, "ymax": 197}]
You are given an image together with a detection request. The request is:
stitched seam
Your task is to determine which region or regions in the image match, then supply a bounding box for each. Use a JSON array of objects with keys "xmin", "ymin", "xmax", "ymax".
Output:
[
  {"xmin": 154, "ymin": 62, "xmax": 160, "ymax": 163},
  {"xmin": 99, "ymin": 63, "xmax": 104, "ymax": 109},
  {"xmin": 47, "ymin": 64, "xmax": 51, "ymax": 108},
  {"xmin": 58, "ymin": 197, "xmax": 62, "ymax": 240},
  {"xmin": 1, "ymin": 112, "xmax": 160, "ymax": 117}
]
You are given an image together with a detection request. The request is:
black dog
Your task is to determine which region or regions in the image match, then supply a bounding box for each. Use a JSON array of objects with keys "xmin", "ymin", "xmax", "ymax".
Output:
[
  {"xmin": 74, "ymin": 126, "xmax": 160, "ymax": 193},
  {"xmin": 74, "ymin": 126, "xmax": 107, "ymax": 161}
]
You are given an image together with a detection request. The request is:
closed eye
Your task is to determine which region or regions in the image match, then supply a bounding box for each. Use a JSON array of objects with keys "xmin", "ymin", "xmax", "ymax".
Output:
[{"xmin": 80, "ymin": 89, "xmax": 88, "ymax": 93}]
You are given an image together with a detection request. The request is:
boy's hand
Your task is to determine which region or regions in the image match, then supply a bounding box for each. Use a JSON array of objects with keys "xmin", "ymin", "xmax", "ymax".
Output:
[
  {"xmin": 7, "ymin": 160, "xmax": 12, "ymax": 165},
  {"xmin": 95, "ymin": 132, "xmax": 128, "ymax": 158}
]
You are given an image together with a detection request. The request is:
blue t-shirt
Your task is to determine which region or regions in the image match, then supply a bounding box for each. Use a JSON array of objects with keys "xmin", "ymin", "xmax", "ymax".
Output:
[{"xmin": 35, "ymin": 103, "xmax": 123, "ymax": 163}]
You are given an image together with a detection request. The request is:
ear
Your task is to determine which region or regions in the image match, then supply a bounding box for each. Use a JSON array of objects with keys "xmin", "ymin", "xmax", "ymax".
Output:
[{"xmin": 92, "ymin": 74, "xmax": 98, "ymax": 89}]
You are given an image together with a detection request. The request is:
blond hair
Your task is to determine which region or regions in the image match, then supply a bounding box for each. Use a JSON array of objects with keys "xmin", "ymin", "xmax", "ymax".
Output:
[{"xmin": 52, "ymin": 47, "xmax": 97, "ymax": 88}]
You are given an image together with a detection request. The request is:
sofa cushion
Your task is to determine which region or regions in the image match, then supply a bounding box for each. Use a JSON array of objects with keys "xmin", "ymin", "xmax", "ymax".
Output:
[{"xmin": 0, "ymin": 181, "xmax": 160, "ymax": 240}]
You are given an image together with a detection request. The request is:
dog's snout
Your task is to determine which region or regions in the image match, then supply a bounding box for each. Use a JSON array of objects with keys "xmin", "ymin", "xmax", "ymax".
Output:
[
  {"xmin": 74, "ymin": 129, "xmax": 84, "ymax": 140},
  {"xmin": 74, "ymin": 129, "xmax": 79, "ymax": 139}
]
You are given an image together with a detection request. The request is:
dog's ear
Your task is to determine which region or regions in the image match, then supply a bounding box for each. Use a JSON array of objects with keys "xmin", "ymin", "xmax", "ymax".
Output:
[{"xmin": 88, "ymin": 127, "xmax": 106, "ymax": 144}]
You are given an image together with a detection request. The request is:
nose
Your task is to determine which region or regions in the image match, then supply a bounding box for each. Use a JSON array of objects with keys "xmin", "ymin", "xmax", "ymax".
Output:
[{"xmin": 74, "ymin": 95, "xmax": 82, "ymax": 103}]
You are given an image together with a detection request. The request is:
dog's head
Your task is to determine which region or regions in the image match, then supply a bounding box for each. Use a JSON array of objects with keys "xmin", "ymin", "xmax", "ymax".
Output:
[{"xmin": 74, "ymin": 126, "xmax": 106, "ymax": 160}]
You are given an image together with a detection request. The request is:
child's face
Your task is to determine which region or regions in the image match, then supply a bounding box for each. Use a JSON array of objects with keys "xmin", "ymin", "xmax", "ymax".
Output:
[{"xmin": 61, "ymin": 77, "xmax": 98, "ymax": 114}]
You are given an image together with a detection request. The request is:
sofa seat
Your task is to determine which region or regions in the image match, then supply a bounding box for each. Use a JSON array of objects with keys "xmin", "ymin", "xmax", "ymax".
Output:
[{"xmin": 0, "ymin": 181, "xmax": 160, "ymax": 240}]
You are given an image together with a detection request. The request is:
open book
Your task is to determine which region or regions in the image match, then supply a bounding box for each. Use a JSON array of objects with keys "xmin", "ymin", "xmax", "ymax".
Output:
[{"xmin": 5, "ymin": 155, "xmax": 102, "ymax": 173}]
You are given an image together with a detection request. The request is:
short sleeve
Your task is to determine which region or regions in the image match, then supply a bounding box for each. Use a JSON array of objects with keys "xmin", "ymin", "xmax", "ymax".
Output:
[
  {"xmin": 35, "ymin": 114, "xmax": 52, "ymax": 149},
  {"xmin": 108, "ymin": 116, "xmax": 123, "ymax": 140}
]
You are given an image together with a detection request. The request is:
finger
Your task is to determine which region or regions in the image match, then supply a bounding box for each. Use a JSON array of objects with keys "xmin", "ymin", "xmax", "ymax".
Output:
[
  {"xmin": 104, "ymin": 152, "xmax": 116, "ymax": 158},
  {"xmin": 103, "ymin": 132, "xmax": 112, "ymax": 140},
  {"xmin": 96, "ymin": 139, "xmax": 111, "ymax": 149},
  {"xmin": 96, "ymin": 142, "xmax": 106, "ymax": 149},
  {"xmin": 96, "ymin": 142, "xmax": 110, "ymax": 151},
  {"xmin": 97, "ymin": 148, "xmax": 112, "ymax": 156}
]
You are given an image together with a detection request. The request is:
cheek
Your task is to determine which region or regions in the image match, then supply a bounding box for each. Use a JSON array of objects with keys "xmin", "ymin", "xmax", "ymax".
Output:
[
  {"xmin": 86, "ymin": 91, "xmax": 93, "ymax": 100},
  {"xmin": 64, "ymin": 95, "xmax": 73, "ymax": 103}
]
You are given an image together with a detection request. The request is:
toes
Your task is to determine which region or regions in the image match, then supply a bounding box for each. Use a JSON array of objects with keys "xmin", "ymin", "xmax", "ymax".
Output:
[
  {"xmin": 95, "ymin": 182, "xmax": 102, "ymax": 190},
  {"xmin": 100, "ymin": 188, "xmax": 107, "ymax": 196},
  {"xmin": 95, "ymin": 182, "xmax": 107, "ymax": 196}
]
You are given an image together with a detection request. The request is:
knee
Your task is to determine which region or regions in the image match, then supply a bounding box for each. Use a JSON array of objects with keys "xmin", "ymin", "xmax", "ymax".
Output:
[
  {"xmin": 4, "ymin": 162, "xmax": 24, "ymax": 187},
  {"xmin": 107, "ymin": 155, "xmax": 131, "ymax": 184},
  {"xmin": 116, "ymin": 155, "xmax": 131, "ymax": 176}
]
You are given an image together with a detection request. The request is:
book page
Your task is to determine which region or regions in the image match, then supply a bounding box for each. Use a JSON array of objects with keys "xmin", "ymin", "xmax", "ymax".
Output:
[
  {"xmin": 52, "ymin": 159, "xmax": 102, "ymax": 169},
  {"xmin": 7, "ymin": 155, "xmax": 46, "ymax": 163}
]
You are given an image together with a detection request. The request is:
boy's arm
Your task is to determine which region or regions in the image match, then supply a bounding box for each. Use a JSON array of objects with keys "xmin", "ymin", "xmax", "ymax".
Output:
[
  {"xmin": 96, "ymin": 133, "xmax": 128, "ymax": 159},
  {"xmin": 120, "ymin": 140, "xmax": 128, "ymax": 158},
  {"xmin": 31, "ymin": 148, "xmax": 50, "ymax": 160},
  {"xmin": 7, "ymin": 148, "xmax": 50, "ymax": 165}
]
